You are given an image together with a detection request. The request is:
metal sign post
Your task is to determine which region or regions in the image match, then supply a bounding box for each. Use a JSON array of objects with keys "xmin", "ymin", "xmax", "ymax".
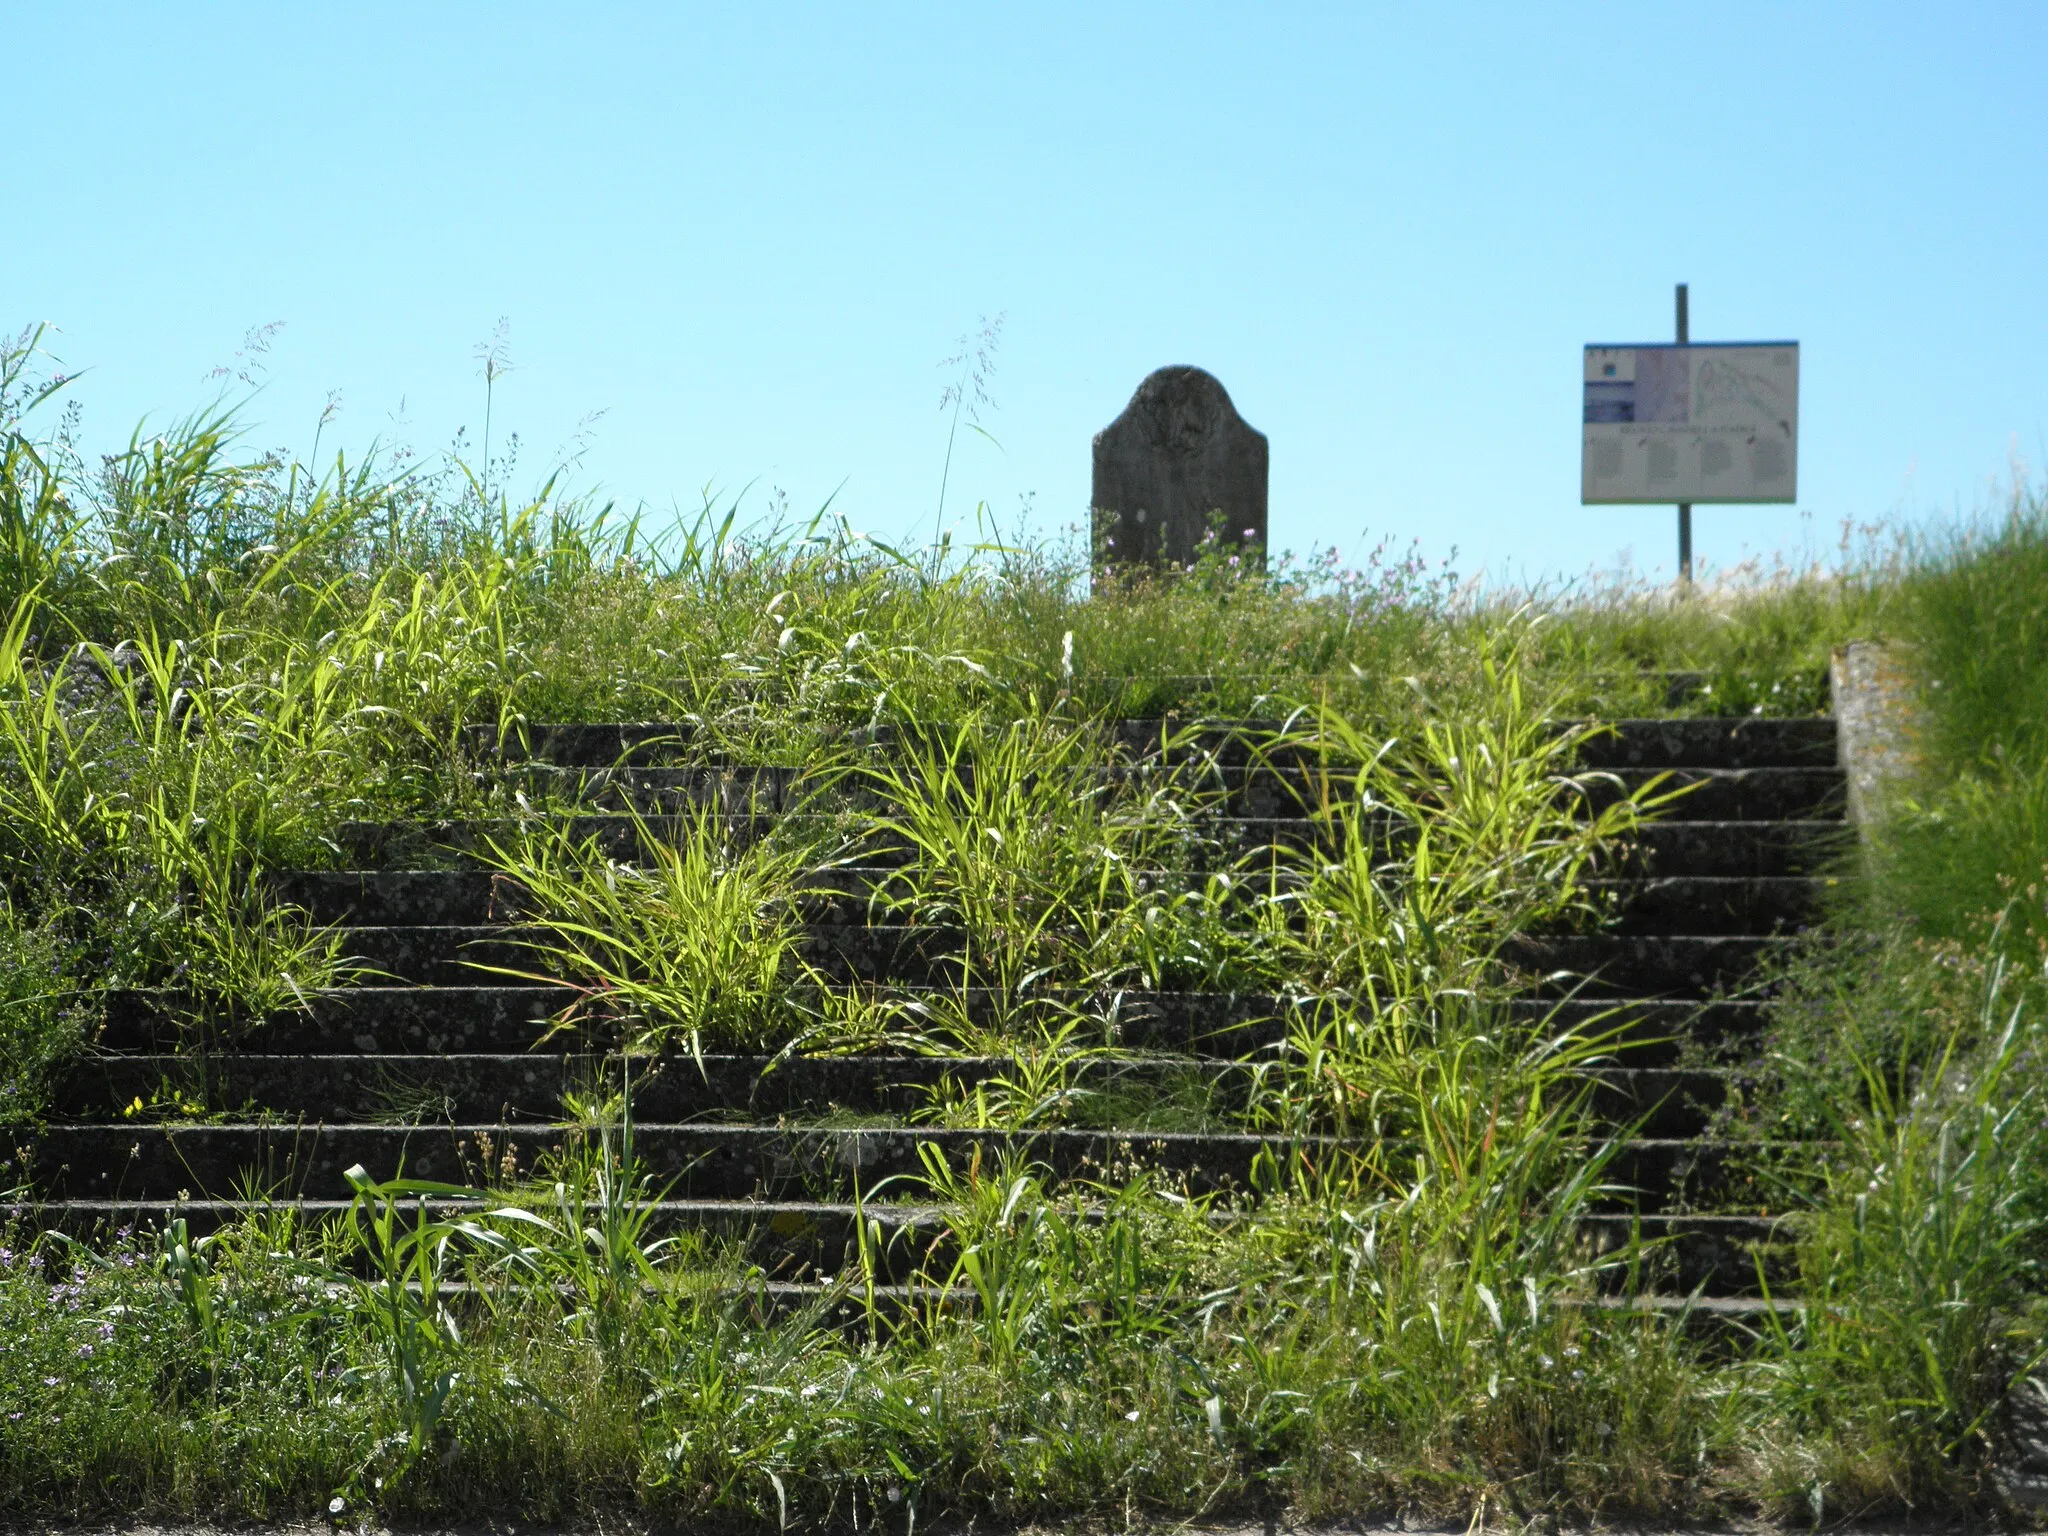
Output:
[
  {"xmin": 1581, "ymin": 291, "xmax": 1799, "ymax": 588},
  {"xmin": 1675, "ymin": 283, "xmax": 1691, "ymax": 585}
]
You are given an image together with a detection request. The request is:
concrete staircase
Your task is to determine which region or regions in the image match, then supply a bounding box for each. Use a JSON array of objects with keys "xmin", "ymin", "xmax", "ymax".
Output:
[{"xmin": 26, "ymin": 709, "xmax": 1845, "ymax": 1308}]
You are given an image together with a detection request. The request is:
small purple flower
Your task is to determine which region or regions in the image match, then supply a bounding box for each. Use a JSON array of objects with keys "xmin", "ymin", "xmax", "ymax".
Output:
[
  {"xmin": 97, "ymin": 1321, "xmax": 114, "ymax": 1340},
  {"xmin": 41, "ymin": 1376, "xmax": 59, "ymax": 1388},
  {"xmin": 76, "ymin": 1344, "xmax": 93, "ymax": 1358}
]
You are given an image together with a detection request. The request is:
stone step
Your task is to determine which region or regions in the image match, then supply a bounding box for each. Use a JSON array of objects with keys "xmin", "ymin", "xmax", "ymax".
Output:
[
  {"xmin": 1509, "ymin": 935, "xmax": 1781, "ymax": 999},
  {"xmin": 1579, "ymin": 768, "xmax": 1841, "ymax": 821},
  {"xmin": 1502, "ymin": 996, "xmax": 1768, "ymax": 1060},
  {"xmin": 19, "ymin": 1123, "xmax": 1793, "ymax": 1207},
  {"xmin": 52, "ymin": 1051, "xmax": 1260, "ymax": 1127},
  {"xmin": 99, "ymin": 986, "xmax": 1767, "ymax": 1062},
  {"xmin": 476, "ymin": 717, "xmax": 1838, "ymax": 772},
  {"xmin": 27, "ymin": 1199, "xmax": 1802, "ymax": 1295},
  {"xmin": 101, "ymin": 986, "xmax": 1300, "ymax": 1056},
  {"xmin": 277, "ymin": 864, "xmax": 1235, "ymax": 928},
  {"xmin": 52, "ymin": 1052, "xmax": 1727, "ymax": 1136},
  {"xmin": 509, "ymin": 761, "xmax": 1325, "ymax": 819},
  {"xmin": 474, "ymin": 719, "xmax": 1285, "ymax": 770},
  {"xmin": 272, "ymin": 869, "xmax": 519, "ymax": 926},
  {"xmin": 1619, "ymin": 821, "xmax": 1845, "ymax": 878},
  {"xmin": 29, "ymin": 1196, "xmax": 950, "ymax": 1285},
  {"xmin": 323, "ymin": 923, "xmax": 1781, "ymax": 994},
  {"xmin": 270, "ymin": 866, "xmax": 1822, "ymax": 936},
  {"xmin": 100, "ymin": 985, "xmax": 586, "ymax": 1054},
  {"xmin": 331, "ymin": 813, "xmax": 1846, "ymax": 878},
  {"xmin": 1580, "ymin": 1212, "xmax": 1803, "ymax": 1296},
  {"xmin": 1590, "ymin": 876, "xmax": 1824, "ymax": 937},
  {"xmin": 1570, "ymin": 717, "xmax": 1837, "ymax": 771},
  {"xmin": 23, "ymin": 1123, "xmax": 1303, "ymax": 1202},
  {"xmin": 328, "ymin": 923, "xmax": 967, "ymax": 988},
  {"xmin": 491, "ymin": 761, "xmax": 1844, "ymax": 825}
]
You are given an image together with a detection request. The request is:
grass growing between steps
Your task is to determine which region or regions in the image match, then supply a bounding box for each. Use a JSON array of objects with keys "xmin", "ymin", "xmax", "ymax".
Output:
[
  {"xmin": 0, "ymin": 1097, "xmax": 1722, "ymax": 1528},
  {"xmin": 474, "ymin": 805, "xmax": 824, "ymax": 1055},
  {"xmin": 0, "ymin": 323, "xmax": 1885, "ymax": 1061},
  {"xmin": 2, "ymin": 326, "xmax": 2038, "ymax": 1525}
]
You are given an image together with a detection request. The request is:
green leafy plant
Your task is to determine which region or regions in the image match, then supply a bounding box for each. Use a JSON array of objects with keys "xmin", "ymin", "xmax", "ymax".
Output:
[
  {"xmin": 477, "ymin": 802, "xmax": 817, "ymax": 1054},
  {"xmin": 1270, "ymin": 626, "xmax": 1674, "ymax": 1005},
  {"xmin": 863, "ymin": 708, "xmax": 1224, "ymax": 1006},
  {"xmin": 1752, "ymin": 950, "xmax": 2048, "ymax": 1511}
]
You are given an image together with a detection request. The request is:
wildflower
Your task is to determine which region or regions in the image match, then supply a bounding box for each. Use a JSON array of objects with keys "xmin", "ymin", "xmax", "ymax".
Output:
[
  {"xmin": 41, "ymin": 1376, "xmax": 59, "ymax": 1388},
  {"xmin": 76, "ymin": 1343, "xmax": 93, "ymax": 1358},
  {"xmin": 1124, "ymin": 1410, "xmax": 1140, "ymax": 1422}
]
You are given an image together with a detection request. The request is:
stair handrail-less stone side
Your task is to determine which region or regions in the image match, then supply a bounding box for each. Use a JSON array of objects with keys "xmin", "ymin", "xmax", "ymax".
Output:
[{"xmin": 1829, "ymin": 641, "xmax": 1921, "ymax": 830}]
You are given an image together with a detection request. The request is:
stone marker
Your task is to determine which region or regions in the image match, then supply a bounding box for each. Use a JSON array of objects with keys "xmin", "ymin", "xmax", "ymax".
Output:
[
  {"xmin": 1092, "ymin": 366, "xmax": 1268, "ymax": 572},
  {"xmin": 1830, "ymin": 641, "xmax": 1921, "ymax": 829}
]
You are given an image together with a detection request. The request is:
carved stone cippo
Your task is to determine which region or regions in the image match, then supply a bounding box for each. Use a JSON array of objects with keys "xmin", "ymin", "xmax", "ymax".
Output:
[{"xmin": 1092, "ymin": 367, "xmax": 1268, "ymax": 573}]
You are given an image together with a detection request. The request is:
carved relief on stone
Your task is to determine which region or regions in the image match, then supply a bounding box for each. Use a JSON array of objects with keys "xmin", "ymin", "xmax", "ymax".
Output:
[{"xmin": 1092, "ymin": 367, "xmax": 1268, "ymax": 571}]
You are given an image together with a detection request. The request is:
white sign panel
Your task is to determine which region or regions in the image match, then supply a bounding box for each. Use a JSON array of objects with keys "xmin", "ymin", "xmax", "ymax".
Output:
[{"xmin": 1581, "ymin": 342, "xmax": 1798, "ymax": 504}]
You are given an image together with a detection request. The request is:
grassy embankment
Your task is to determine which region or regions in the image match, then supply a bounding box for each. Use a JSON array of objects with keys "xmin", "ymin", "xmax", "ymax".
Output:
[{"xmin": 0, "ymin": 326, "xmax": 2042, "ymax": 1526}]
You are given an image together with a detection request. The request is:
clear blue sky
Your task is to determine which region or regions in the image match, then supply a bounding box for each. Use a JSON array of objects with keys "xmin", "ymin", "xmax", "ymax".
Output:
[{"xmin": 7, "ymin": 4, "xmax": 2044, "ymax": 585}]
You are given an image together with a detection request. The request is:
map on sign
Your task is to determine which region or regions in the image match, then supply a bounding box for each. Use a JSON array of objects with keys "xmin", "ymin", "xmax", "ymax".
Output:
[{"xmin": 1581, "ymin": 342, "xmax": 1798, "ymax": 504}]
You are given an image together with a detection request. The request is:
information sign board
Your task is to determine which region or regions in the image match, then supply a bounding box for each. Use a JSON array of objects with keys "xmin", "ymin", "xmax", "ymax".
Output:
[{"xmin": 1581, "ymin": 342, "xmax": 1799, "ymax": 504}]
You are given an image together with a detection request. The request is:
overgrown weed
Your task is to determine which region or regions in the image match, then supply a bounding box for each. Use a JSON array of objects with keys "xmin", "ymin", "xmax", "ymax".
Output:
[
  {"xmin": 475, "ymin": 802, "xmax": 822, "ymax": 1055},
  {"xmin": 3, "ymin": 323, "xmax": 2042, "ymax": 1525}
]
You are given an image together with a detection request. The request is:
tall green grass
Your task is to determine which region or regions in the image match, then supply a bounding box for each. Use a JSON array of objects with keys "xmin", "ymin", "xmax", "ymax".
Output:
[
  {"xmin": 1727, "ymin": 487, "xmax": 2048, "ymax": 1510},
  {"xmin": 476, "ymin": 805, "xmax": 820, "ymax": 1054},
  {"xmin": 1742, "ymin": 947, "xmax": 2048, "ymax": 1514},
  {"xmin": 1872, "ymin": 487, "xmax": 2048, "ymax": 951},
  {"xmin": 1, "ymin": 323, "xmax": 2037, "ymax": 1524}
]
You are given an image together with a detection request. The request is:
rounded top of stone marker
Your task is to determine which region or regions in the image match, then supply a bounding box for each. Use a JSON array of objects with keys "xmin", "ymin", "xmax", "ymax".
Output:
[{"xmin": 1112, "ymin": 366, "xmax": 1256, "ymax": 457}]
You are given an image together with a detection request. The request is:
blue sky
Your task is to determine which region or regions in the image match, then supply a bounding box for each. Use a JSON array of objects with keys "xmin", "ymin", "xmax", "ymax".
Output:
[{"xmin": 6, "ymin": 4, "xmax": 2044, "ymax": 584}]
